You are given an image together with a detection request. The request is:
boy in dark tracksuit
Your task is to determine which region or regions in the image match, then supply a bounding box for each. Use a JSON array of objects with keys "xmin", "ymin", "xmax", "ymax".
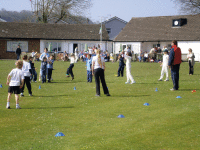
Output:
[
  {"xmin": 41, "ymin": 57, "xmax": 47, "ymax": 83},
  {"xmin": 47, "ymin": 55, "xmax": 54, "ymax": 82},
  {"xmin": 117, "ymin": 55, "xmax": 125, "ymax": 77}
]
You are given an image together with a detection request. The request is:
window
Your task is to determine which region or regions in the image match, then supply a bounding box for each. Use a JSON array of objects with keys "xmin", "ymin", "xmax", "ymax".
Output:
[
  {"xmin": 106, "ymin": 28, "xmax": 111, "ymax": 34},
  {"xmin": 7, "ymin": 41, "xmax": 28, "ymax": 52},
  {"xmin": 45, "ymin": 41, "xmax": 61, "ymax": 52}
]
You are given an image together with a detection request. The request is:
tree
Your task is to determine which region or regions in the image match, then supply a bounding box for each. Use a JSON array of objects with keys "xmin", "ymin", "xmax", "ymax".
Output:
[
  {"xmin": 172, "ymin": 0, "xmax": 200, "ymax": 14},
  {"xmin": 30, "ymin": 0, "xmax": 92, "ymax": 23}
]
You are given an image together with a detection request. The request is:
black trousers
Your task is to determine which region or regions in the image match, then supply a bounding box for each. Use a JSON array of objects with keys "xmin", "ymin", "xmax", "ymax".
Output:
[
  {"xmin": 171, "ymin": 64, "xmax": 180, "ymax": 90},
  {"xmin": 94, "ymin": 68, "xmax": 109, "ymax": 95},
  {"xmin": 17, "ymin": 54, "xmax": 20, "ymax": 60},
  {"xmin": 118, "ymin": 66, "xmax": 124, "ymax": 77},
  {"xmin": 67, "ymin": 64, "xmax": 74, "ymax": 78},
  {"xmin": 20, "ymin": 76, "xmax": 32, "ymax": 94},
  {"xmin": 42, "ymin": 69, "xmax": 46, "ymax": 83},
  {"xmin": 189, "ymin": 61, "xmax": 194, "ymax": 75},
  {"xmin": 48, "ymin": 68, "xmax": 53, "ymax": 81}
]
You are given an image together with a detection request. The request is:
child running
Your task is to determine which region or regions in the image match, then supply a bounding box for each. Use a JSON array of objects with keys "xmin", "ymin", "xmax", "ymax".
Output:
[
  {"xmin": 158, "ymin": 49, "xmax": 169, "ymax": 81},
  {"xmin": 6, "ymin": 60, "xmax": 24, "ymax": 109},
  {"xmin": 117, "ymin": 55, "xmax": 125, "ymax": 77},
  {"xmin": 20, "ymin": 55, "xmax": 33, "ymax": 96},
  {"xmin": 86, "ymin": 54, "xmax": 92, "ymax": 82},
  {"xmin": 66, "ymin": 53, "xmax": 75, "ymax": 80},
  {"xmin": 124, "ymin": 52, "xmax": 136, "ymax": 84},
  {"xmin": 47, "ymin": 55, "xmax": 54, "ymax": 82}
]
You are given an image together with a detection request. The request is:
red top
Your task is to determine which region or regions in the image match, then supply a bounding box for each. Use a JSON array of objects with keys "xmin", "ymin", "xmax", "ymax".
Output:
[{"xmin": 172, "ymin": 45, "xmax": 182, "ymax": 65}]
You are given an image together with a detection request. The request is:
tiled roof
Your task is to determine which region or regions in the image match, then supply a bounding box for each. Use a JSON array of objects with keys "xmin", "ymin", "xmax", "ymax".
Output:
[
  {"xmin": 0, "ymin": 22, "xmax": 109, "ymax": 41},
  {"xmin": 114, "ymin": 15, "xmax": 200, "ymax": 42}
]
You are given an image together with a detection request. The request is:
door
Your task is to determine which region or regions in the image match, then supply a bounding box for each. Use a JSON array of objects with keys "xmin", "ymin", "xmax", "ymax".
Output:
[{"xmin": 73, "ymin": 43, "xmax": 78, "ymax": 53}]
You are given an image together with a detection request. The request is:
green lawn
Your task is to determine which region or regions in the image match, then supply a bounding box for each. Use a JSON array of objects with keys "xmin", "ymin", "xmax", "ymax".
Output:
[{"xmin": 0, "ymin": 60, "xmax": 199, "ymax": 150}]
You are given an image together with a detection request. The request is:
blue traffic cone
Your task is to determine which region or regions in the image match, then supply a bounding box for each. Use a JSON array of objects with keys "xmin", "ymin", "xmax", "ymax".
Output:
[
  {"xmin": 39, "ymin": 85, "xmax": 41, "ymax": 89},
  {"xmin": 0, "ymin": 84, "xmax": 2, "ymax": 88},
  {"xmin": 55, "ymin": 132, "xmax": 65, "ymax": 137},
  {"xmin": 143, "ymin": 103, "xmax": 150, "ymax": 106},
  {"xmin": 155, "ymin": 88, "xmax": 158, "ymax": 92},
  {"xmin": 74, "ymin": 87, "xmax": 76, "ymax": 90},
  {"xmin": 176, "ymin": 96, "xmax": 182, "ymax": 98},
  {"xmin": 118, "ymin": 114, "xmax": 125, "ymax": 118}
]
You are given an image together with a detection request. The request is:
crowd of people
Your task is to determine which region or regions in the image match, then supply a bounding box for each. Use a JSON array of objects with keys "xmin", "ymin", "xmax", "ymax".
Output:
[{"xmin": 5, "ymin": 41, "xmax": 195, "ymax": 108}]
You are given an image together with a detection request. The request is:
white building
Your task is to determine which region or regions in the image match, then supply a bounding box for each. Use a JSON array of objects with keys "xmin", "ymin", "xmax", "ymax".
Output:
[{"xmin": 113, "ymin": 15, "xmax": 200, "ymax": 61}]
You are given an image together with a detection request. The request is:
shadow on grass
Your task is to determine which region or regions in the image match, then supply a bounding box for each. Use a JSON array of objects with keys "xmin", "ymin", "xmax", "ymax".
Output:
[
  {"xmin": 22, "ymin": 106, "xmax": 74, "ymax": 109},
  {"xmin": 178, "ymin": 89, "xmax": 200, "ymax": 91},
  {"xmin": 138, "ymin": 83, "xmax": 159, "ymax": 84},
  {"xmin": 112, "ymin": 94, "xmax": 150, "ymax": 97},
  {"xmin": 33, "ymin": 94, "xmax": 68, "ymax": 97}
]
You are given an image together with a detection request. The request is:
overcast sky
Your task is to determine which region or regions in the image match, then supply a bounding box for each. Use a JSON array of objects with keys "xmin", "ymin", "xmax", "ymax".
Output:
[{"xmin": 0, "ymin": 0, "xmax": 182, "ymax": 22}]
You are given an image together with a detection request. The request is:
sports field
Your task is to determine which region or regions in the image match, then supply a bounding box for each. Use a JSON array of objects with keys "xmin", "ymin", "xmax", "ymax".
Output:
[{"xmin": 0, "ymin": 60, "xmax": 199, "ymax": 150}]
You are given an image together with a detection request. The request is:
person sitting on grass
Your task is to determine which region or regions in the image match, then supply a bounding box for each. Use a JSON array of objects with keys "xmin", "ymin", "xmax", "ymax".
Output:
[
  {"xmin": 6, "ymin": 60, "xmax": 24, "ymax": 109},
  {"xmin": 66, "ymin": 53, "xmax": 75, "ymax": 80}
]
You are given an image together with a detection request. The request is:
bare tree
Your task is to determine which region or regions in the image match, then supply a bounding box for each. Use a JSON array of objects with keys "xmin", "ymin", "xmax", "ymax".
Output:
[
  {"xmin": 172, "ymin": 0, "xmax": 200, "ymax": 14},
  {"xmin": 30, "ymin": 0, "xmax": 92, "ymax": 23}
]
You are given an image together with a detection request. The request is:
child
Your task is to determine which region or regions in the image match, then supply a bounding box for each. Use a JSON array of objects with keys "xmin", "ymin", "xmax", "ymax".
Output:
[
  {"xmin": 117, "ymin": 55, "xmax": 125, "ymax": 77},
  {"xmin": 110, "ymin": 52, "xmax": 114, "ymax": 63},
  {"xmin": 66, "ymin": 53, "xmax": 75, "ymax": 80},
  {"xmin": 39, "ymin": 48, "xmax": 50, "ymax": 81},
  {"xmin": 6, "ymin": 60, "xmax": 24, "ymax": 109},
  {"xmin": 158, "ymin": 49, "xmax": 169, "ymax": 81},
  {"xmin": 31, "ymin": 50, "xmax": 37, "ymax": 61},
  {"xmin": 41, "ymin": 57, "xmax": 47, "ymax": 83},
  {"xmin": 20, "ymin": 55, "xmax": 33, "ymax": 96},
  {"xmin": 86, "ymin": 54, "xmax": 92, "ymax": 82},
  {"xmin": 29, "ymin": 56, "xmax": 37, "ymax": 82},
  {"xmin": 47, "ymin": 55, "xmax": 54, "ymax": 82},
  {"xmin": 124, "ymin": 52, "xmax": 136, "ymax": 84}
]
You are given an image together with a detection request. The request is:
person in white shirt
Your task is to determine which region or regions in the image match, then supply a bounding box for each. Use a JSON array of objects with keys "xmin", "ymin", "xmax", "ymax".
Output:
[
  {"xmin": 158, "ymin": 50, "xmax": 169, "ymax": 81},
  {"xmin": 75, "ymin": 47, "xmax": 78, "ymax": 63},
  {"xmin": 66, "ymin": 53, "xmax": 75, "ymax": 80},
  {"xmin": 39, "ymin": 48, "xmax": 50, "ymax": 81},
  {"xmin": 88, "ymin": 47, "xmax": 93, "ymax": 54},
  {"xmin": 187, "ymin": 48, "xmax": 195, "ymax": 75},
  {"xmin": 6, "ymin": 60, "xmax": 24, "ymax": 109},
  {"xmin": 31, "ymin": 50, "xmax": 37, "ymax": 61},
  {"xmin": 92, "ymin": 49, "xmax": 110, "ymax": 96},
  {"xmin": 20, "ymin": 55, "xmax": 33, "ymax": 96},
  {"xmin": 124, "ymin": 52, "xmax": 136, "ymax": 84}
]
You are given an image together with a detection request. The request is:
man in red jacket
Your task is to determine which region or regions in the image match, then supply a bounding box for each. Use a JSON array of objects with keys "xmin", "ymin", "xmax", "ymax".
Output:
[{"xmin": 168, "ymin": 40, "xmax": 182, "ymax": 91}]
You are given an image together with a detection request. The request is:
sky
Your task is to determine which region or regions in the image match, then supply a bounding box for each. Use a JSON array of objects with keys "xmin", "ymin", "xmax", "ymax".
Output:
[{"xmin": 0, "ymin": 0, "xmax": 183, "ymax": 22}]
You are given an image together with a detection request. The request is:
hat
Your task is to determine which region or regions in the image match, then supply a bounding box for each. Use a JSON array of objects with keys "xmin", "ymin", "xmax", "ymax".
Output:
[{"xmin": 164, "ymin": 49, "xmax": 168, "ymax": 53}]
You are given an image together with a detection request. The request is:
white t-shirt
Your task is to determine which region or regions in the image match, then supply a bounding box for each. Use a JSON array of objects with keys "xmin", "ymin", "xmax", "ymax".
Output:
[
  {"xmin": 144, "ymin": 53, "xmax": 148, "ymax": 57},
  {"xmin": 187, "ymin": 53, "xmax": 193, "ymax": 61},
  {"xmin": 89, "ymin": 49, "xmax": 93, "ymax": 54},
  {"xmin": 22, "ymin": 60, "xmax": 31, "ymax": 76},
  {"xmin": 162, "ymin": 54, "xmax": 169, "ymax": 66},
  {"xmin": 92, "ymin": 55, "xmax": 105, "ymax": 69},
  {"xmin": 69, "ymin": 57, "xmax": 75, "ymax": 64},
  {"xmin": 31, "ymin": 52, "xmax": 35, "ymax": 57},
  {"xmin": 9, "ymin": 68, "xmax": 24, "ymax": 86}
]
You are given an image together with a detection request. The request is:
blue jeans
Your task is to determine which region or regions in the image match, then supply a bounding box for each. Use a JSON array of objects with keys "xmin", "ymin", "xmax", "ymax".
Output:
[
  {"xmin": 171, "ymin": 64, "xmax": 180, "ymax": 90},
  {"xmin": 30, "ymin": 68, "xmax": 37, "ymax": 81},
  {"xmin": 87, "ymin": 70, "xmax": 92, "ymax": 82}
]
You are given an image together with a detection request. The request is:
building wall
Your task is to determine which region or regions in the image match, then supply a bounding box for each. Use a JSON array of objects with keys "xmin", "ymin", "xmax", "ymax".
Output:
[
  {"xmin": 40, "ymin": 40, "xmax": 110, "ymax": 53},
  {"xmin": 141, "ymin": 42, "xmax": 171, "ymax": 52},
  {"xmin": 0, "ymin": 39, "xmax": 40, "ymax": 59},
  {"xmin": 178, "ymin": 41, "xmax": 200, "ymax": 61},
  {"xmin": 113, "ymin": 42, "xmax": 141, "ymax": 54},
  {"xmin": 104, "ymin": 19, "xmax": 127, "ymax": 40}
]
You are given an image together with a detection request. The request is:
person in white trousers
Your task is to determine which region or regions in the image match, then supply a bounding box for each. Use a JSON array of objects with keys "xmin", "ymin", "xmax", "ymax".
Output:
[
  {"xmin": 158, "ymin": 49, "xmax": 169, "ymax": 81},
  {"xmin": 125, "ymin": 52, "xmax": 136, "ymax": 84}
]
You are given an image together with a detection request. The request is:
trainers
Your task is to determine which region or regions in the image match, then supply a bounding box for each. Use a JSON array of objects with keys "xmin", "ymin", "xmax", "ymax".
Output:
[
  {"xmin": 170, "ymin": 88, "xmax": 175, "ymax": 91},
  {"xmin": 106, "ymin": 93, "xmax": 111, "ymax": 96},
  {"xmin": 71, "ymin": 77, "xmax": 74, "ymax": 81},
  {"xmin": 131, "ymin": 81, "xmax": 136, "ymax": 84},
  {"xmin": 16, "ymin": 105, "xmax": 21, "ymax": 109},
  {"xmin": 29, "ymin": 94, "xmax": 33, "ymax": 96},
  {"xmin": 164, "ymin": 79, "xmax": 169, "ymax": 81},
  {"xmin": 158, "ymin": 79, "xmax": 162, "ymax": 81},
  {"xmin": 95, "ymin": 94, "xmax": 100, "ymax": 97},
  {"xmin": 6, "ymin": 106, "xmax": 10, "ymax": 109},
  {"xmin": 125, "ymin": 82, "xmax": 130, "ymax": 84},
  {"xmin": 20, "ymin": 93, "xmax": 24, "ymax": 97}
]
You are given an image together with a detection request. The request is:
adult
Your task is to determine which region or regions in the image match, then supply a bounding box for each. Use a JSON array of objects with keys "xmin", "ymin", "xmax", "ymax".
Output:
[
  {"xmin": 92, "ymin": 49, "xmax": 110, "ymax": 97},
  {"xmin": 75, "ymin": 47, "xmax": 78, "ymax": 63},
  {"xmin": 16, "ymin": 45, "xmax": 21, "ymax": 60},
  {"xmin": 168, "ymin": 40, "xmax": 182, "ymax": 91},
  {"xmin": 187, "ymin": 48, "xmax": 195, "ymax": 75}
]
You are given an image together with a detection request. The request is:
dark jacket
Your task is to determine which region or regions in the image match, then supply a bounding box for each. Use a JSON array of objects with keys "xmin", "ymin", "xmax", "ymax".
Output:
[
  {"xmin": 41, "ymin": 61, "xmax": 47, "ymax": 70},
  {"xmin": 16, "ymin": 48, "xmax": 21, "ymax": 55},
  {"xmin": 119, "ymin": 57, "xmax": 125, "ymax": 66}
]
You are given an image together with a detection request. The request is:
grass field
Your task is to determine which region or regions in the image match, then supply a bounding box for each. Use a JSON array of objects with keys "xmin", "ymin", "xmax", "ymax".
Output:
[{"xmin": 0, "ymin": 60, "xmax": 199, "ymax": 150}]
